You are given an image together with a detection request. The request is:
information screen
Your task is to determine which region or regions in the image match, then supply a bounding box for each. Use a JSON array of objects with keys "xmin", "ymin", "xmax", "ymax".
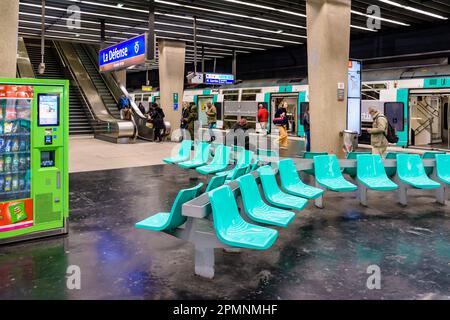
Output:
[
  {"xmin": 38, "ymin": 94, "xmax": 59, "ymax": 126},
  {"xmin": 347, "ymin": 60, "xmax": 362, "ymax": 134}
]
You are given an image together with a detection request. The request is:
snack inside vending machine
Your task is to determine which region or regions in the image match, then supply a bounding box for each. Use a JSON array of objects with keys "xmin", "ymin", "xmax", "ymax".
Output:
[{"xmin": 0, "ymin": 78, "xmax": 69, "ymax": 244}]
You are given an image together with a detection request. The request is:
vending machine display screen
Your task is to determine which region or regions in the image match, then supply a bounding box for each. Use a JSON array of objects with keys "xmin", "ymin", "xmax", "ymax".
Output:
[{"xmin": 38, "ymin": 94, "xmax": 60, "ymax": 126}]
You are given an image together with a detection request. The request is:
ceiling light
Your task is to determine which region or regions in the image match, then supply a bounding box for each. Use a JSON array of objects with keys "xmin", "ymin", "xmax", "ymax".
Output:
[{"xmin": 379, "ymin": 0, "xmax": 447, "ymax": 20}]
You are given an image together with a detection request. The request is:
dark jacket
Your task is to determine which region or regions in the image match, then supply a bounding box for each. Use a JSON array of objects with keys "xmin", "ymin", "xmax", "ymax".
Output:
[
  {"xmin": 303, "ymin": 112, "xmax": 310, "ymax": 132},
  {"xmin": 181, "ymin": 107, "xmax": 190, "ymax": 129},
  {"xmin": 153, "ymin": 107, "xmax": 165, "ymax": 128}
]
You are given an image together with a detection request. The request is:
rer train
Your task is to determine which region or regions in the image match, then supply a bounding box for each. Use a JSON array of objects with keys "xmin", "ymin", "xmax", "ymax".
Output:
[{"xmin": 131, "ymin": 65, "xmax": 450, "ymax": 150}]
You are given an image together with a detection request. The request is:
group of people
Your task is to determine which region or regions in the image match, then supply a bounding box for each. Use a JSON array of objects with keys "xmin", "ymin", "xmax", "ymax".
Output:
[{"xmin": 180, "ymin": 102, "xmax": 217, "ymax": 142}]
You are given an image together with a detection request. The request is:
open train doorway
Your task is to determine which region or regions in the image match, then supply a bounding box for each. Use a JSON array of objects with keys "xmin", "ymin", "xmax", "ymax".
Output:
[
  {"xmin": 409, "ymin": 89, "xmax": 450, "ymax": 150},
  {"xmin": 197, "ymin": 95, "xmax": 214, "ymax": 128},
  {"xmin": 270, "ymin": 94, "xmax": 298, "ymax": 136}
]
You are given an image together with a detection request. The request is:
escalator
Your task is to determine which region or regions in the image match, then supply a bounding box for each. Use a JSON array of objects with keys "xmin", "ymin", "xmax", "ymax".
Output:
[
  {"xmin": 24, "ymin": 39, "xmax": 94, "ymax": 135},
  {"xmin": 72, "ymin": 44, "xmax": 121, "ymax": 119}
]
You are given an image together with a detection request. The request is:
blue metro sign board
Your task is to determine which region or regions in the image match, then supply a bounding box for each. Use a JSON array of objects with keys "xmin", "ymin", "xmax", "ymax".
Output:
[
  {"xmin": 204, "ymin": 73, "xmax": 234, "ymax": 85},
  {"xmin": 99, "ymin": 34, "xmax": 147, "ymax": 72}
]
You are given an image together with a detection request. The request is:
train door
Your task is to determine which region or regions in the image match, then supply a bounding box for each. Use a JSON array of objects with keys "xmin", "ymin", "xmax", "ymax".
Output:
[
  {"xmin": 197, "ymin": 95, "xmax": 213, "ymax": 127},
  {"xmin": 270, "ymin": 94, "xmax": 298, "ymax": 135},
  {"xmin": 442, "ymin": 96, "xmax": 449, "ymax": 148},
  {"xmin": 409, "ymin": 89, "xmax": 450, "ymax": 148}
]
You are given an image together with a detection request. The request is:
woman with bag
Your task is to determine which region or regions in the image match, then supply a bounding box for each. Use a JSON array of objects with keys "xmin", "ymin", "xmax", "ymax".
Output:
[{"xmin": 273, "ymin": 101, "xmax": 289, "ymax": 149}]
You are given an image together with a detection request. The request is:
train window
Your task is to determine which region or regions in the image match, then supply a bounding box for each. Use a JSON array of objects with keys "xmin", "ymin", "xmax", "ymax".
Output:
[
  {"xmin": 223, "ymin": 90, "xmax": 239, "ymax": 101},
  {"xmin": 384, "ymin": 102, "xmax": 404, "ymax": 132},
  {"xmin": 241, "ymin": 89, "xmax": 261, "ymax": 101}
]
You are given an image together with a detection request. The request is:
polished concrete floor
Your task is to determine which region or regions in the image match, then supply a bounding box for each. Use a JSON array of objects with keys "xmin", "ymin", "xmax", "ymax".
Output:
[{"xmin": 0, "ymin": 164, "xmax": 449, "ymax": 300}]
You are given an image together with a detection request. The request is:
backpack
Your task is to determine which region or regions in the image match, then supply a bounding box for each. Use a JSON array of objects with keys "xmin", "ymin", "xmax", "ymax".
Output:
[{"xmin": 380, "ymin": 115, "xmax": 399, "ymax": 143}]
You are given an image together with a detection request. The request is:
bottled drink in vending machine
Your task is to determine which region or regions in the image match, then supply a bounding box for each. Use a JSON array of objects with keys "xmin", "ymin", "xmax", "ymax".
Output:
[
  {"xmin": 4, "ymin": 155, "xmax": 12, "ymax": 172},
  {"xmin": 19, "ymin": 173, "xmax": 25, "ymax": 190},
  {"xmin": 12, "ymin": 174, "xmax": 19, "ymax": 191},
  {"xmin": 12, "ymin": 154, "xmax": 19, "ymax": 172},
  {"xmin": 0, "ymin": 176, "xmax": 4, "ymax": 192},
  {"xmin": 4, "ymin": 174, "xmax": 12, "ymax": 192},
  {"xmin": 25, "ymin": 170, "xmax": 31, "ymax": 190},
  {"xmin": 19, "ymin": 154, "xmax": 26, "ymax": 171}
]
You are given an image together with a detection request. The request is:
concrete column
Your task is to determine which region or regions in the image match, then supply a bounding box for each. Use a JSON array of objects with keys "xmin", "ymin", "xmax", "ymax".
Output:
[
  {"xmin": 306, "ymin": 0, "xmax": 351, "ymax": 157},
  {"xmin": 158, "ymin": 39, "xmax": 186, "ymax": 132},
  {"xmin": 0, "ymin": 0, "xmax": 19, "ymax": 78}
]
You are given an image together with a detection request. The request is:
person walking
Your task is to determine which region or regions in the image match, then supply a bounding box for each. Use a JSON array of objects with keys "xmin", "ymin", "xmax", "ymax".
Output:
[
  {"xmin": 186, "ymin": 104, "xmax": 198, "ymax": 140},
  {"xmin": 152, "ymin": 103, "xmax": 166, "ymax": 143},
  {"xmin": 257, "ymin": 104, "xmax": 269, "ymax": 134},
  {"xmin": 180, "ymin": 102, "xmax": 190, "ymax": 140},
  {"xmin": 367, "ymin": 107, "xmax": 388, "ymax": 157},
  {"xmin": 303, "ymin": 105, "xmax": 311, "ymax": 152},
  {"xmin": 274, "ymin": 102, "xmax": 289, "ymax": 149},
  {"xmin": 206, "ymin": 102, "xmax": 217, "ymax": 142}
]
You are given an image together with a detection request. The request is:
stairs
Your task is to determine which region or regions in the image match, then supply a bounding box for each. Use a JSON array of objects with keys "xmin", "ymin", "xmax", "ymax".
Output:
[
  {"xmin": 25, "ymin": 40, "xmax": 94, "ymax": 135},
  {"xmin": 73, "ymin": 44, "xmax": 121, "ymax": 119}
]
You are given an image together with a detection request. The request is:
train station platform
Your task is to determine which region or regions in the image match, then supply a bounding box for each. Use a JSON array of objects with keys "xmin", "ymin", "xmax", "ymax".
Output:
[{"xmin": 1, "ymin": 142, "xmax": 450, "ymax": 300}]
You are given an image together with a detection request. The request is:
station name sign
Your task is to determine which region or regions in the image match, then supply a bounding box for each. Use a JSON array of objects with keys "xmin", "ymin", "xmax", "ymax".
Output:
[{"xmin": 99, "ymin": 34, "xmax": 147, "ymax": 72}]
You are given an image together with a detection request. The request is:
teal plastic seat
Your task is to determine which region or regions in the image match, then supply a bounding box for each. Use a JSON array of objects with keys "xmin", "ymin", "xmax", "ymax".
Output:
[
  {"xmin": 396, "ymin": 154, "xmax": 441, "ymax": 189},
  {"xmin": 435, "ymin": 154, "xmax": 450, "ymax": 184},
  {"xmin": 356, "ymin": 154, "xmax": 398, "ymax": 190},
  {"xmin": 257, "ymin": 148, "xmax": 279, "ymax": 165},
  {"xmin": 226, "ymin": 164, "xmax": 249, "ymax": 182},
  {"xmin": 163, "ymin": 140, "xmax": 193, "ymax": 164},
  {"xmin": 422, "ymin": 152, "xmax": 446, "ymax": 176},
  {"xmin": 196, "ymin": 145, "xmax": 231, "ymax": 174},
  {"xmin": 178, "ymin": 142, "xmax": 211, "ymax": 169},
  {"xmin": 257, "ymin": 166, "xmax": 308, "ymax": 210},
  {"xmin": 135, "ymin": 183, "xmax": 203, "ymax": 231},
  {"xmin": 385, "ymin": 152, "xmax": 400, "ymax": 177},
  {"xmin": 237, "ymin": 174, "xmax": 295, "ymax": 227},
  {"xmin": 303, "ymin": 152, "xmax": 328, "ymax": 175},
  {"xmin": 314, "ymin": 155, "xmax": 358, "ymax": 192},
  {"xmin": 220, "ymin": 150, "xmax": 254, "ymax": 179},
  {"xmin": 208, "ymin": 185, "xmax": 278, "ymax": 250},
  {"xmin": 343, "ymin": 152, "xmax": 371, "ymax": 178},
  {"xmin": 278, "ymin": 159, "xmax": 324, "ymax": 199},
  {"xmin": 205, "ymin": 174, "xmax": 228, "ymax": 193}
]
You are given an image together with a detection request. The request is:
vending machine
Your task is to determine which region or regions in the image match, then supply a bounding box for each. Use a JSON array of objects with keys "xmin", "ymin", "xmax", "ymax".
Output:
[{"xmin": 0, "ymin": 78, "xmax": 69, "ymax": 244}]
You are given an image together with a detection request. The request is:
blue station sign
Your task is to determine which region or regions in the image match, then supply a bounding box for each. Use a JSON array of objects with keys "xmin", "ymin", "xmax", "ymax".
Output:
[
  {"xmin": 99, "ymin": 34, "xmax": 147, "ymax": 72},
  {"xmin": 204, "ymin": 73, "xmax": 235, "ymax": 85}
]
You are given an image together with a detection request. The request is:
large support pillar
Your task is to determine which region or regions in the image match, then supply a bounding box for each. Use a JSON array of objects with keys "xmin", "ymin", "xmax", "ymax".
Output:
[
  {"xmin": 114, "ymin": 70, "xmax": 127, "ymax": 87},
  {"xmin": 0, "ymin": 0, "xmax": 19, "ymax": 78},
  {"xmin": 306, "ymin": 0, "xmax": 351, "ymax": 157},
  {"xmin": 158, "ymin": 39, "xmax": 186, "ymax": 133}
]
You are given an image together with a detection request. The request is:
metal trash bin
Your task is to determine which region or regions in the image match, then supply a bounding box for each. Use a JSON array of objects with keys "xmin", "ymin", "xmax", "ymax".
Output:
[{"xmin": 342, "ymin": 130, "xmax": 358, "ymax": 153}]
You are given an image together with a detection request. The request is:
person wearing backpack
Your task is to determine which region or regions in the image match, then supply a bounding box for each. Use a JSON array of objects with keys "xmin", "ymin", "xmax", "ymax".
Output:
[{"xmin": 367, "ymin": 107, "xmax": 389, "ymax": 157}]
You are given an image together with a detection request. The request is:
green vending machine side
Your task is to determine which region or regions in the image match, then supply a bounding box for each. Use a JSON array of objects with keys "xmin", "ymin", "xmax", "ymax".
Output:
[{"xmin": 0, "ymin": 78, "xmax": 69, "ymax": 244}]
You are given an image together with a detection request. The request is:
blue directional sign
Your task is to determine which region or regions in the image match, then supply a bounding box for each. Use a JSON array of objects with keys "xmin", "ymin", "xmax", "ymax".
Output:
[
  {"xmin": 204, "ymin": 73, "xmax": 235, "ymax": 85},
  {"xmin": 99, "ymin": 34, "xmax": 147, "ymax": 72}
]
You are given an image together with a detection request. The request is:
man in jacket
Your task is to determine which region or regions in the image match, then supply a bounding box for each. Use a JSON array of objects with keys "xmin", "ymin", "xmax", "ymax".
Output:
[
  {"xmin": 206, "ymin": 102, "xmax": 217, "ymax": 142},
  {"xmin": 257, "ymin": 104, "xmax": 269, "ymax": 134},
  {"xmin": 186, "ymin": 104, "xmax": 198, "ymax": 140},
  {"xmin": 367, "ymin": 107, "xmax": 388, "ymax": 157}
]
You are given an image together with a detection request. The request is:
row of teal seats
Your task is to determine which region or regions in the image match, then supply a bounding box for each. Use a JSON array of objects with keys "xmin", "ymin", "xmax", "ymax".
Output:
[
  {"xmin": 163, "ymin": 140, "xmax": 276, "ymax": 179},
  {"xmin": 136, "ymin": 158, "xmax": 325, "ymax": 250},
  {"xmin": 304, "ymin": 153, "xmax": 450, "ymax": 206}
]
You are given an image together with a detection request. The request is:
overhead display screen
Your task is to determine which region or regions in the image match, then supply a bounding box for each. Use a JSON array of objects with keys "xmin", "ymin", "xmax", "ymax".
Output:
[
  {"xmin": 347, "ymin": 60, "xmax": 362, "ymax": 134},
  {"xmin": 99, "ymin": 34, "xmax": 147, "ymax": 72},
  {"xmin": 204, "ymin": 73, "xmax": 234, "ymax": 85},
  {"xmin": 38, "ymin": 94, "xmax": 59, "ymax": 126}
]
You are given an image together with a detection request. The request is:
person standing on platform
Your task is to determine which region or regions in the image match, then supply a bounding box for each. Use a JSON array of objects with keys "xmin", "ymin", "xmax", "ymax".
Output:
[
  {"xmin": 138, "ymin": 102, "xmax": 146, "ymax": 115},
  {"xmin": 180, "ymin": 102, "xmax": 190, "ymax": 141},
  {"xmin": 153, "ymin": 103, "xmax": 166, "ymax": 143},
  {"xmin": 274, "ymin": 101, "xmax": 289, "ymax": 149},
  {"xmin": 303, "ymin": 105, "xmax": 311, "ymax": 152},
  {"xmin": 186, "ymin": 104, "xmax": 198, "ymax": 141},
  {"xmin": 206, "ymin": 102, "xmax": 217, "ymax": 142},
  {"xmin": 367, "ymin": 107, "xmax": 388, "ymax": 157},
  {"xmin": 257, "ymin": 104, "xmax": 269, "ymax": 134}
]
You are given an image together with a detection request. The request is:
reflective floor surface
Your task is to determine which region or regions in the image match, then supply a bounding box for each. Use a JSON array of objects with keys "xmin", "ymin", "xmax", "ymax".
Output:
[{"xmin": 0, "ymin": 164, "xmax": 449, "ymax": 300}]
